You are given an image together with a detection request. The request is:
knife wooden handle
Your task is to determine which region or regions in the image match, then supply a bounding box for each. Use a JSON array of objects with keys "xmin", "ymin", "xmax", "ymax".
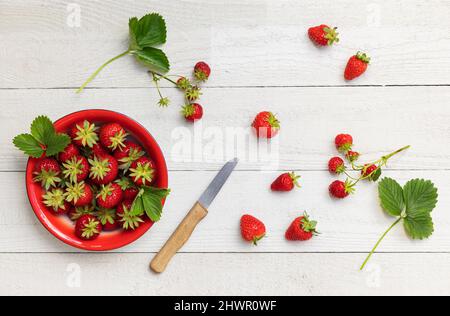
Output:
[{"xmin": 150, "ymin": 202, "xmax": 208, "ymax": 273}]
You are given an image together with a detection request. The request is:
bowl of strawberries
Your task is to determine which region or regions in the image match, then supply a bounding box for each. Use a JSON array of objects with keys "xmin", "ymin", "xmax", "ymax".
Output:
[{"xmin": 20, "ymin": 110, "xmax": 169, "ymax": 251}]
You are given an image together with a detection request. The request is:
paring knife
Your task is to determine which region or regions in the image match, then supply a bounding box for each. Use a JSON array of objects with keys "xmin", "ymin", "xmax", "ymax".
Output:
[{"xmin": 150, "ymin": 158, "xmax": 239, "ymax": 273}]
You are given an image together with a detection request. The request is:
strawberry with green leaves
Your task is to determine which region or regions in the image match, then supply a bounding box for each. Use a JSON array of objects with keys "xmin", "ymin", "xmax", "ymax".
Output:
[
  {"xmin": 113, "ymin": 141, "xmax": 144, "ymax": 171},
  {"xmin": 75, "ymin": 214, "xmax": 102, "ymax": 241},
  {"xmin": 68, "ymin": 205, "xmax": 96, "ymax": 222},
  {"xmin": 65, "ymin": 181, "xmax": 94, "ymax": 207},
  {"xmin": 345, "ymin": 52, "xmax": 370, "ymax": 81},
  {"xmin": 346, "ymin": 151, "xmax": 360, "ymax": 163},
  {"xmin": 43, "ymin": 188, "xmax": 71, "ymax": 215},
  {"xmin": 96, "ymin": 208, "xmax": 119, "ymax": 231},
  {"xmin": 194, "ymin": 62, "xmax": 211, "ymax": 82},
  {"xmin": 240, "ymin": 215, "xmax": 266, "ymax": 246},
  {"xmin": 335, "ymin": 134, "xmax": 353, "ymax": 153},
  {"xmin": 329, "ymin": 180, "xmax": 354, "ymax": 199},
  {"xmin": 129, "ymin": 157, "xmax": 156, "ymax": 186},
  {"xmin": 328, "ymin": 157, "xmax": 346, "ymax": 175},
  {"xmin": 89, "ymin": 154, "xmax": 119, "ymax": 185},
  {"xmin": 308, "ymin": 25, "xmax": 339, "ymax": 46},
  {"xmin": 62, "ymin": 155, "xmax": 89, "ymax": 183},
  {"xmin": 97, "ymin": 183, "xmax": 123, "ymax": 209},
  {"xmin": 182, "ymin": 103, "xmax": 203, "ymax": 122},
  {"xmin": 13, "ymin": 116, "xmax": 71, "ymax": 159},
  {"xmin": 271, "ymin": 172, "xmax": 301, "ymax": 192},
  {"xmin": 99, "ymin": 123, "xmax": 128, "ymax": 151},
  {"xmin": 58, "ymin": 143, "xmax": 80, "ymax": 163},
  {"xmin": 70, "ymin": 120, "xmax": 99, "ymax": 148},
  {"xmin": 285, "ymin": 213, "xmax": 319, "ymax": 241},
  {"xmin": 361, "ymin": 178, "xmax": 438, "ymax": 270},
  {"xmin": 116, "ymin": 177, "xmax": 140, "ymax": 201},
  {"xmin": 33, "ymin": 158, "xmax": 62, "ymax": 190},
  {"xmin": 361, "ymin": 164, "xmax": 380, "ymax": 181},
  {"xmin": 117, "ymin": 200, "xmax": 144, "ymax": 231},
  {"xmin": 252, "ymin": 112, "xmax": 280, "ymax": 139}
]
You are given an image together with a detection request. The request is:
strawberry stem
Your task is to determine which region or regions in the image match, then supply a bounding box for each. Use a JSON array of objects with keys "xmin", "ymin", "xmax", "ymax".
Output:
[
  {"xmin": 360, "ymin": 218, "xmax": 402, "ymax": 271},
  {"xmin": 77, "ymin": 50, "xmax": 131, "ymax": 94},
  {"xmin": 382, "ymin": 145, "xmax": 411, "ymax": 162}
]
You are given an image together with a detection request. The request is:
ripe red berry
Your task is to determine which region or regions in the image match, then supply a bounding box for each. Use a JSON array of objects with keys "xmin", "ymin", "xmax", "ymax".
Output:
[
  {"xmin": 308, "ymin": 25, "xmax": 339, "ymax": 46},
  {"xmin": 99, "ymin": 123, "xmax": 128, "ymax": 151},
  {"xmin": 194, "ymin": 62, "xmax": 211, "ymax": 82},
  {"xmin": 271, "ymin": 172, "xmax": 301, "ymax": 192},
  {"xmin": 335, "ymin": 134, "xmax": 353, "ymax": 153},
  {"xmin": 345, "ymin": 52, "xmax": 370, "ymax": 81},
  {"xmin": 58, "ymin": 143, "xmax": 80, "ymax": 163},
  {"xmin": 285, "ymin": 213, "xmax": 318, "ymax": 241},
  {"xmin": 33, "ymin": 158, "xmax": 62, "ymax": 190},
  {"xmin": 129, "ymin": 157, "xmax": 156, "ymax": 186},
  {"xmin": 70, "ymin": 120, "xmax": 99, "ymax": 148},
  {"xmin": 96, "ymin": 183, "xmax": 123, "ymax": 209},
  {"xmin": 240, "ymin": 215, "xmax": 266, "ymax": 246},
  {"xmin": 328, "ymin": 157, "xmax": 346, "ymax": 174},
  {"xmin": 182, "ymin": 103, "xmax": 204, "ymax": 122},
  {"xmin": 329, "ymin": 180, "xmax": 353, "ymax": 199},
  {"xmin": 252, "ymin": 112, "xmax": 280, "ymax": 139},
  {"xmin": 346, "ymin": 151, "xmax": 360, "ymax": 163},
  {"xmin": 75, "ymin": 214, "xmax": 102, "ymax": 241}
]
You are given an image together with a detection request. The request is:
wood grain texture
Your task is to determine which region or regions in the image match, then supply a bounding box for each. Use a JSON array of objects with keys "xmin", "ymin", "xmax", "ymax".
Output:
[
  {"xmin": 1, "ymin": 86, "xmax": 449, "ymax": 171},
  {"xmin": 0, "ymin": 170, "xmax": 448, "ymax": 253},
  {"xmin": 0, "ymin": 0, "xmax": 449, "ymax": 88},
  {"xmin": 2, "ymin": 253, "xmax": 450, "ymax": 296}
]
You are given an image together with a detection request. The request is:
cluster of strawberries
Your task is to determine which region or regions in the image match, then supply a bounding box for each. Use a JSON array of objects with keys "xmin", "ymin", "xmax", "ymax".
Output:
[
  {"xmin": 308, "ymin": 24, "xmax": 370, "ymax": 80},
  {"xmin": 33, "ymin": 121, "xmax": 156, "ymax": 240},
  {"xmin": 152, "ymin": 62, "xmax": 211, "ymax": 122},
  {"xmin": 328, "ymin": 134, "xmax": 410, "ymax": 199}
]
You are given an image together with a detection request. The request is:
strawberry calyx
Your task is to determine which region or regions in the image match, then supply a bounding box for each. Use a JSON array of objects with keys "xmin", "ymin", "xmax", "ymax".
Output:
[
  {"xmin": 177, "ymin": 77, "xmax": 191, "ymax": 90},
  {"xmin": 301, "ymin": 212, "xmax": 319, "ymax": 235},
  {"xmin": 69, "ymin": 205, "xmax": 95, "ymax": 221},
  {"xmin": 344, "ymin": 179, "xmax": 356, "ymax": 195},
  {"xmin": 96, "ymin": 208, "xmax": 116, "ymax": 226},
  {"xmin": 74, "ymin": 121, "xmax": 99, "ymax": 148},
  {"xmin": 356, "ymin": 52, "xmax": 371, "ymax": 64},
  {"xmin": 130, "ymin": 161, "xmax": 155, "ymax": 186},
  {"xmin": 118, "ymin": 148, "xmax": 144, "ymax": 171},
  {"xmin": 289, "ymin": 172, "xmax": 301, "ymax": 188},
  {"xmin": 182, "ymin": 104, "xmax": 196, "ymax": 118},
  {"xmin": 116, "ymin": 177, "xmax": 133, "ymax": 190},
  {"xmin": 267, "ymin": 112, "xmax": 280, "ymax": 129},
  {"xmin": 62, "ymin": 156, "xmax": 85, "ymax": 183},
  {"xmin": 42, "ymin": 188, "xmax": 67, "ymax": 213},
  {"xmin": 118, "ymin": 203, "xmax": 144, "ymax": 230},
  {"xmin": 65, "ymin": 181, "xmax": 88, "ymax": 204},
  {"xmin": 108, "ymin": 129, "xmax": 128, "ymax": 151},
  {"xmin": 89, "ymin": 156, "xmax": 112, "ymax": 182},
  {"xmin": 158, "ymin": 97, "xmax": 171, "ymax": 107},
  {"xmin": 323, "ymin": 26, "xmax": 340, "ymax": 46},
  {"xmin": 97, "ymin": 183, "xmax": 116, "ymax": 201},
  {"xmin": 81, "ymin": 217, "xmax": 101, "ymax": 239},
  {"xmin": 33, "ymin": 169, "xmax": 62, "ymax": 191},
  {"xmin": 185, "ymin": 86, "xmax": 202, "ymax": 102},
  {"xmin": 252, "ymin": 234, "xmax": 266, "ymax": 246}
]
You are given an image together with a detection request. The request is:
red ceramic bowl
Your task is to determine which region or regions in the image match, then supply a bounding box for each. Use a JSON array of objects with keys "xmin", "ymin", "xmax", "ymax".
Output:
[{"xmin": 26, "ymin": 110, "xmax": 168, "ymax": 251}]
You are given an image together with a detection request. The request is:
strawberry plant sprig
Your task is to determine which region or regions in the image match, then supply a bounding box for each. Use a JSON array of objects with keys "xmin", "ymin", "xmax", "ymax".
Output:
[
  {"xmin": 77, "ymin": 13, "xmax": 170, "ymax": 94},
  {"xmin": 360, "ymin": 178, "xmax": 438, "ymax": 270},
  {"xmin": 13, "ymin": 116, "xmax": 71, "ymax": 158}
]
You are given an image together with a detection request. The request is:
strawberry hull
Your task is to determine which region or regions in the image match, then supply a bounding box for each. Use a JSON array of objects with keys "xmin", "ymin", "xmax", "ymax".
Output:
[{"xmin": 26, "ymin": 110, "xmax": 168, "ymax": 252}]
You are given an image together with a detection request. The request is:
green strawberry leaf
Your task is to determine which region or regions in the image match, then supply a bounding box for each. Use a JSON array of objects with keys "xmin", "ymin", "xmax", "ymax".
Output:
[
  {"xmin": 403, "ymin": 179, "xmax": 438, "ymax": 215},
  {"xmin": 13, "ymin": 134, "xmax": 44, "ymax": 158},
  {"xmin": 30, "ymin": 116, "xmax": 55, "ymax": 144},
  {"xmin": 130, "ymin": 13, "xmax": 167, "ymax": 49},
  {"xmin": 131, "ymin": 186, "xmax": 170, "ymax": 222},
  {"xmin": 45, "ymin": 133, "xmax": 71, "ymax": 157},
  {"xmin": 133, "ymin": 47, "xmax": 170, "ymax": 74},
  {"xmin": 371, "ymin": 168, "xmax": 382, "ymax": 182},
  {"xmin": 378, "ymin": 178, "xmax": 405, "ymax": 217},
  {"xmin": 404, "ymin": 212, "xmax": 434, "ymax": 240}
]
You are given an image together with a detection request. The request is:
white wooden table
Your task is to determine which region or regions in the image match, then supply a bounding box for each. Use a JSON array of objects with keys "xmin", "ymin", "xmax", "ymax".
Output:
[{"xmin": 1, "ymin": 0, "xmax": 449, "ymax": 296}]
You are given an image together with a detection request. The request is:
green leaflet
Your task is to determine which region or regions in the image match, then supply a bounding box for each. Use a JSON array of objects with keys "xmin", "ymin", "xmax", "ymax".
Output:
[
  {"xmin": 132, "ymin": 47, "xmax": 170, "ymax": 74},
  {"xmin": 131, "ymin": 186, "xmax": 170, "ymax": 222},
  {"xmin": 378, "ymin": 178, "xmax": 405, "ymax": 217}
]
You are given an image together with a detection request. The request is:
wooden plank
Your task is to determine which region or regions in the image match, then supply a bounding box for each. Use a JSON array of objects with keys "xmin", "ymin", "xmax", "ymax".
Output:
[
  {"xmin": 1, "ymin": 0, "xmax": 449, "ymax": 88},
  {"xmin": 1, "ymin": 253, "xmax": 450, "ymax": 295},
  {"xmin": 0, "ymin": 170, "xmax": 447, "ymax": 253},
  {"xmin": 1, "ymin": 86, "xmax": 449, "ymax": 171}
]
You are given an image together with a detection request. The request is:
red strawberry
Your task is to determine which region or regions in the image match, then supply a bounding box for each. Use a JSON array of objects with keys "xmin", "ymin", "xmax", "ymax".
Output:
[
  {"xmin": 88, "ymin": 154, "xmax": 119, "ymax": 185},
  {"xmin": 308, "ymin": 25, "xmax": 339, "ymax": 46},
  {"xmin": 58, "ymin": 143, "xmax": 80, "ymax": 163},
  {"xmin": 271, "ymin": 172, "xmax": 301, "ymax": 192},
  {"xmin": 96, "ymin": 208, "xmax": 119, "ymax": 231},
  {"xmin": 42, "ymin": 188, "xmax": 71, "ymax": 215},
  {"xmin": 361, "ymin": 165, "xmax": 378, "ymax": 178},
  {"xmin": 285, "ymin": 213, "xmax": 319, "ymax": 241},
  {"xmin": 329, "ymin": 180, "xmax": 354, "ymax": 199},
  {"xmin": 99, "ymin": 123, "xmax": 128, "ymax": 151},
  {"xmin": 252, "ymin": 112, "xmax": 280, "ymax": 139},
  {"xmin": 75, "ymin": 214, "xmax": 102, "ymax": 241},
  {"xmin": 62, "ymin": 155, "xmax": 89, "ymax": 183},
  {"xmin": 194, "ymin": 61, "xmax": 211, "ymax": 82},
  {"xmin": 129, "ymin": 157, "xmax": 156, "ymax": 186},
  {"xmin": 335, "ymin": 134, "xmax": 353, "ymax": 153},
  {"xmin": 124, "ymin": 187, "xmax": 140, "ymax": 201},
  {"xmin": 69, "ymin": 120, "xmax": 99, "ymax": 148},
  {"xmin": 68, "ymin": 205, "xmax": 95, "ymax": 221},
  {"xmin": 117, "ymin": 200, "xmax": 144, "ymax": 231},
  {"xmin": 97, "ymin": 183, "xmax": 123, "ymax": 209},
  {"xmin": 345, "ymin": 52, "xmax": 370, "ymax": 81},
  {"xmin": 65, "ymin": 181, "xmax": 94, "ymax": 207},
  {"xmin": 328, "ymin": 157, "xmax": 346, "ymax": 174},
  {"xmin": 91, "ymin": 143, "xmax": 109, "ymax": 156},
  {"xmin": 33, "ymin": 158, "xmax": 62, "ymax": 190},
  {"xmin": 113, "ymin": 141, "xmax": 144, "ymax": 171},
  {"xmin": 346, "ymin": 151, "xmax": 360, "ymax": 163},
  {"xmin": 240, "ymin": 215, "xmax": 266, "ymax": 245},
  {"xmin": 182, "ymin": 103, "xmax": 204, "ymax": 122}
]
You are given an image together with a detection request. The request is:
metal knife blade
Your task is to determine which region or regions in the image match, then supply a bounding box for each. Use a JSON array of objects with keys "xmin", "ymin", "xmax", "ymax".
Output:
[{"xmin": 198, "ymin": 158, "xmax": 239, "ymax": 209}]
